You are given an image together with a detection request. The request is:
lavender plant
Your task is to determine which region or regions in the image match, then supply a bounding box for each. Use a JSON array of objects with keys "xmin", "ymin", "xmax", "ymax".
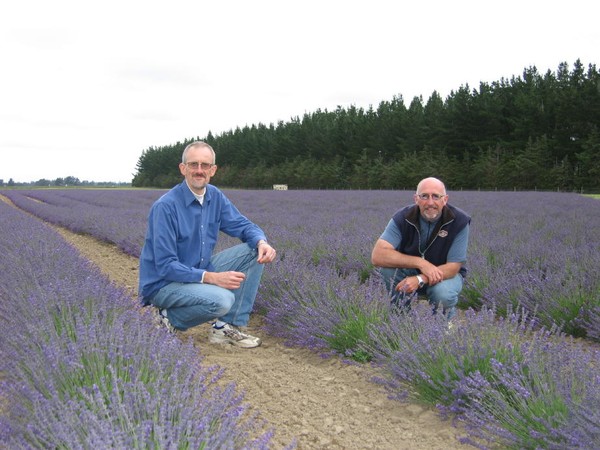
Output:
[
  {"xmin": 363, "ymin": 303, "xmax": 600, "ymax": 449},
  {"xmin": 0, "ymin": 200, "xmax": 276, "ymax": 449},
  {"xmin": 458, "ymin": 191, "xmax": 600, "ymax": 339},
  {"xmin": 259, "ymin": 252, "xmax": 389, "ymax": 361},
  {"xmin": 580, "ymin": 306, "xmax": 600, "ymax": 341},
  {"xmin": 362, "ymin": 305, "xmax": 534, "ymax": 404},
  {"xmin": 456, "ymin": 336, "xmax": 600, "ymax": 449}
]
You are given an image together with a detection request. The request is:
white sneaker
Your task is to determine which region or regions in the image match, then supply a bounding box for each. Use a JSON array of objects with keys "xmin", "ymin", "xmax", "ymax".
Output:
[
  {"xmin": 209, "ymin": 323, "xmax": 261, "ymax": 348},
  {"xmin": 445, "ymin": 320, "xmax": 457, "ymax": 335},
  {"xmin": 154, "ymin": 308, "xmax": 176, "ymax": 334}
]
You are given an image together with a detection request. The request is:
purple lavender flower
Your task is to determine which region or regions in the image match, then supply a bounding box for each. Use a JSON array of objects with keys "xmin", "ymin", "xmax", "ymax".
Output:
[
  {"xmin": 2, "ymin": 187, "xmax": 599, "ymax": 449},
  {"xmin": 0, "ymin": 200, "xmax": 276, "ymax": 449}
]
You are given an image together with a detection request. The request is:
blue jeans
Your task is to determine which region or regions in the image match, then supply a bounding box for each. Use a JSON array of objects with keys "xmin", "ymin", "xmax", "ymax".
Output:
[
  {"xmin": 378, "ymin": 267, "xmax": 462, "ymax": 320},
  {"xmin": 149, "ymin": 244, "xmax": 264, "ymax": 331}
]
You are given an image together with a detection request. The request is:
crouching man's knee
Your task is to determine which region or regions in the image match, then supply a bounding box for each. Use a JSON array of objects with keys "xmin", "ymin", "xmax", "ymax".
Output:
[{"xmin": 427, "ymin": 275, "xmax": 463, "ymax": 320}]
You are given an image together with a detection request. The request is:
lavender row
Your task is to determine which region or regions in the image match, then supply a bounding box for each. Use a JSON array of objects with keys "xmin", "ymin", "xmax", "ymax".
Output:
[
  {"xmin": 364, "ymin": 303, "xmax": 600, "ymax": 449},
  {"xmin": 2, "ymin": 188, "xmax": 599, "ymax": 447},
  {"xmin": 0, "ymin": 200, "xmax": 275, "ymax": 449},
  {"xmin": 2, "ymin": 188, "xmax": 599, "ymax": 340},
  {"xmin": 0, "ymin": 189, "xmax": 163, "ymax": 257},
  {"xmin": 240, "ymin": 189, "xmax": 600, "ymax": 342},
  {"xmin": 462, "ymin": 191, "xmax": 600, "ymax": 339},
  {"xmin": 261, "ymin": 244, "xmax": 600, "ymax": 447},
  {"xmin": 249, "ymin": 190, "xmax": 600, "ymax": 447},
  {"xmin": 251, "ymin": 190, "xmax": 600, "ymax": 448}
]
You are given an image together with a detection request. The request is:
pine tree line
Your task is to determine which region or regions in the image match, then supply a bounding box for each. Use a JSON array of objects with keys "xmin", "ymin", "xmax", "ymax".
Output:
[{"xmin": 132, "ymin": 60, "xmax": 600, "ymax": 191}]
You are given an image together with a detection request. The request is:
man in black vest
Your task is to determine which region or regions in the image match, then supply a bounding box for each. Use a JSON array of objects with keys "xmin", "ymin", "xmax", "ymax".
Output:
[{"xmin": 371, "ymin": 177, "xmax": 471, "ymax": 320}]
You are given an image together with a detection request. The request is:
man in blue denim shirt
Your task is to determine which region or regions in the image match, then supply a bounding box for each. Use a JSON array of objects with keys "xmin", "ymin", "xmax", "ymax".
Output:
[
  {"xmin": 139, "ymin": 141, "xmax": 277, "ymax": 348},
  {"xmin": 371, "ymin": 177, "xmax": 470, "ymax": 322}
]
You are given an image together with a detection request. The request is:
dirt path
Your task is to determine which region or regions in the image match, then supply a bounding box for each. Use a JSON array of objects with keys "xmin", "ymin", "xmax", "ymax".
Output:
[{"xmin": 0, "ymin": 205, "xmax": 457, "ymax": 450}]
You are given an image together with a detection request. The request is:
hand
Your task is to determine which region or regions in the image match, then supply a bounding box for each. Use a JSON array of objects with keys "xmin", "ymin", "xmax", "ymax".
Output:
[
  {"xmin": 257, "ymin": 242, "xmax": 276, "ymax": 264},
  {"xmin": 419, "ymin": 262, "xmax": 444, "ymax": 286},
  {"xmin": 395, "ymin": 276, "xmax": 417, "ymax": 294},
  {"xmin": 204, "ymin": 271, "xmax": 246, "ymax": 289}
]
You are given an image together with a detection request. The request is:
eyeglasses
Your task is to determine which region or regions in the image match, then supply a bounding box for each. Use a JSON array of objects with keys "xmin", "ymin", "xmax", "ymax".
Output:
[
  {"xmin": 417, "ymin": 193, "xmax": 446, "ymax": 201},
  {"xmin": 185, "ymin": 161, "xmax": 215, "ymax": 170}
]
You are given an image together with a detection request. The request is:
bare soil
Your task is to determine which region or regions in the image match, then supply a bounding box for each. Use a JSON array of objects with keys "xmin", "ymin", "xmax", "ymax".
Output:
[{"xmin": 51, "ymin": 225, "xmax": 467, "ymax": 449}]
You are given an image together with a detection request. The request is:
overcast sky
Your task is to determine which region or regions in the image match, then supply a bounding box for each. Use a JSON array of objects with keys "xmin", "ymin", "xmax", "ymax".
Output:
[{"xmin": 1, "ymin": 0, "xmax": 598, "ymax": 183}]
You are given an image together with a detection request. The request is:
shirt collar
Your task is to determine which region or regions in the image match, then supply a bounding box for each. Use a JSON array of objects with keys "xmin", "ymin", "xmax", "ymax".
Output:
[{"xmin": 181, "ymin": 181, "xmax": 199, "ymax": 206}]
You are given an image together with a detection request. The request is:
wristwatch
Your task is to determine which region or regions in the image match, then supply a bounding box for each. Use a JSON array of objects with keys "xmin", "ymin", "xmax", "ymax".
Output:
[{"xmin": 416, "ymin": 275, "xmax": 425, "ymax": 288}]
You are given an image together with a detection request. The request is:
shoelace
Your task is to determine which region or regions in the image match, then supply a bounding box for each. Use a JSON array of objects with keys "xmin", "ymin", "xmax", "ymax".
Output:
[{"xmin": 222, "ymin": 327, "xmax": 247, "ymax": 341}]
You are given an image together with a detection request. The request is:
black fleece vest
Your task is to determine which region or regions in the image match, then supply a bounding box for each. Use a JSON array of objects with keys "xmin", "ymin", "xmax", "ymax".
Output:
[{"xmin": 392, "ymin": 204, "xmax": 471, "ymax": 277}]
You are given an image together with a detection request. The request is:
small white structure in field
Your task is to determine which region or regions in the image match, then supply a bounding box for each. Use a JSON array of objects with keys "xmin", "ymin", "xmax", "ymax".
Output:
[{"xmin": 273, "ymin": 184, "xmax": 288, "ymax": 190}]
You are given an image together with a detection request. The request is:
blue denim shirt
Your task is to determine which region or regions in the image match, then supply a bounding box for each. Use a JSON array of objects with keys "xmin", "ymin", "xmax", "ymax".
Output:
[{"xmin": 139, "ymin": 182, "xmax": 266, "ymax": 302}]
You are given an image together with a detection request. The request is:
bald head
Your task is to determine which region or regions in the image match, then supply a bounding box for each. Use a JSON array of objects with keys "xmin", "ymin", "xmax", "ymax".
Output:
[{"xmin": 416, "ymin": 177, "xmax": 446, "ymax": 195}]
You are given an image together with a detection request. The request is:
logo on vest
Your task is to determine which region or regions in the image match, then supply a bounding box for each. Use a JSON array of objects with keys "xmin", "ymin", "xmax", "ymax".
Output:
[{"xmin": 438, "ymin": 230, "xmax": 448, "ymax": 238}]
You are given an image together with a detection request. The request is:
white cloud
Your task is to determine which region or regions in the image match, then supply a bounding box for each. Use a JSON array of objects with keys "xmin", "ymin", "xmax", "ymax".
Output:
[{"xmin": 1, "ymin": 0, "xmax": 598, "ymax": 182}]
